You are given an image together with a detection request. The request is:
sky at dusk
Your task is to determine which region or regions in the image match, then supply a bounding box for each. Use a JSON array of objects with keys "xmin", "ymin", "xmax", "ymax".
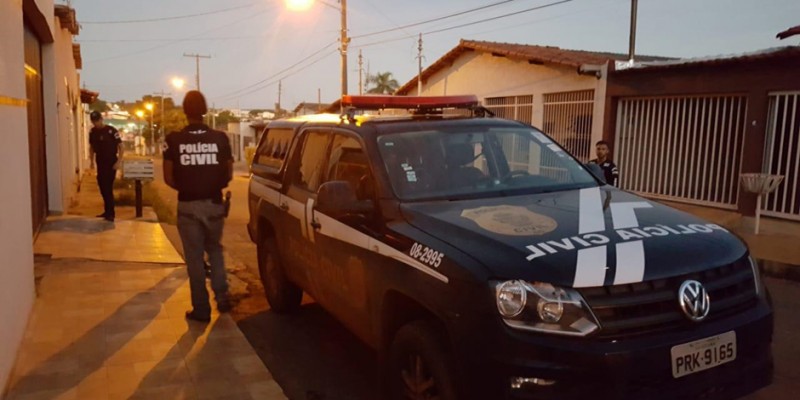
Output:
[{"xmin": 72, "ymin": 0, "xmax": 799, "ymax": 110}]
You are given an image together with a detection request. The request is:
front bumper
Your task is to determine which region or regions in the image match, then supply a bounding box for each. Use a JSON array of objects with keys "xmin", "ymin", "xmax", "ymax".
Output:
[{"xmin": 458, "ymin": 302, "xmax": 773, "ymax": 400}]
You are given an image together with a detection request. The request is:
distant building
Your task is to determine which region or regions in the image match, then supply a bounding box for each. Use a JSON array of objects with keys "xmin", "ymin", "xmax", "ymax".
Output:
[{"xmin": 293, "ymin": 102, "xmax": 331, "ymax": 116}]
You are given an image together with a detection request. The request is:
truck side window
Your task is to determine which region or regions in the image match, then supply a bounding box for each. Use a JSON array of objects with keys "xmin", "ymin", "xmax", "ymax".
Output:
[
  {"xmin": 325, "ymin": 134, "xmax": 375, "ymax": 200},
  {"xmin": 254, "ymin": 128, "xmax": 294, "ymax": 170},
  {"xmin": 294, "ymin": 131, "xmax": 331, "ymax": 193}
]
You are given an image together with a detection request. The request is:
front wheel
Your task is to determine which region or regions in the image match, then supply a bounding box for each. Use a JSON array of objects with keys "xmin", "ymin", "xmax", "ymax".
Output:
[
  {"xmin": 257, "ymin": 235, "xmax": 302, "ymax": 313},
  {"xmin": 388, "ymin": 321, "xmax": 459, "ymax": 400}
]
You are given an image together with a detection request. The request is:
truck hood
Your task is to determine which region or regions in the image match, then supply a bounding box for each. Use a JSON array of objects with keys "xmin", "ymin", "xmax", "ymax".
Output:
[{"xmin": 399, "ymin": 186, "xmax": 747, "ymax": 288}]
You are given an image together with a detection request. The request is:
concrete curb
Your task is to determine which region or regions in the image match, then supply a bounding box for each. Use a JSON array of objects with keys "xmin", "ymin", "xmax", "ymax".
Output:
[{"xmin": 761, "ymin": 260, "xmax": 800, "ymax": 283}]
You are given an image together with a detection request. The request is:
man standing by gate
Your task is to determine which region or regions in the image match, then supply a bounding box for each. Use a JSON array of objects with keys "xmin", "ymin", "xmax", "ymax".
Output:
[
  {"xmin": 589, "ymin": 140, "xmax": 619, "ymax": 186},
  {"xmin": 89, "ymin": 111, "xmax": 123, "ymax": 222},
  {"xmin": 163, "ymin": 90, "xmax": 234, "ymax": 322}
]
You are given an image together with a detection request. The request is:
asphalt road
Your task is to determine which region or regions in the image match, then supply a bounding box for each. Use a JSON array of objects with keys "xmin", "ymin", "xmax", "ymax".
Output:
[{"xmin": 214, "ymin": 168, "xmax": 800, "ymax": 400}]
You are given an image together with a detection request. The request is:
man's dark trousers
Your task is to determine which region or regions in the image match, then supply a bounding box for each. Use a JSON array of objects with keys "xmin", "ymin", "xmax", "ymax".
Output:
[{"xmin": 97, "ymin": 166, "xmax": 116, "ymax": 219}]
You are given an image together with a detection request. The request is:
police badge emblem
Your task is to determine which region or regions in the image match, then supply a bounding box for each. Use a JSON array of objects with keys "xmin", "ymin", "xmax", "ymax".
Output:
[{"xmin": 461, "ymin": 205, "xmax": 557, "ymax": 236}]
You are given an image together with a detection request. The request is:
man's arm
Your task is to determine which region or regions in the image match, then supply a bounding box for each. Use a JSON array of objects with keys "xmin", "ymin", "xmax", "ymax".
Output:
[
  {"xmin": 611, "ymin": 162, "xmax": 619, "ymax": 186},
  {"xmin": 164, "ymin": 159, "xmax": 177, "ymax": 189},
  {"xmin": 113, "ymin": 143, "xmax": 124, "ymax": 170}
]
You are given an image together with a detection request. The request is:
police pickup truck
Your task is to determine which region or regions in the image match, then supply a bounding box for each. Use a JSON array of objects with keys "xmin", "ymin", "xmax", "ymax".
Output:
[{"xmin": 247, "ymin": 95, "xmax": 772, "ymax": 400}]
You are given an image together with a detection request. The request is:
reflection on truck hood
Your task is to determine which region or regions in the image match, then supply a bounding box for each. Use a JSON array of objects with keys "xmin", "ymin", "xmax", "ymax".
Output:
[{"xmin": 400, "ymin": 186, "xmax": 747, "ymax": 288}]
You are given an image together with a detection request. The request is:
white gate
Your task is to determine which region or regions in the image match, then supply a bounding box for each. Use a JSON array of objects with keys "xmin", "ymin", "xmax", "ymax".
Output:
[
  {"xmin": 763, "ymin": 92, "xmax": 800, "ymax": 220},
  {"xmin": 615, "ymin": 95, "xmax": 748, "ymax": 208},
  {"xmin": 542, "ymin": 90, "xmax": 594, "ymax": 162}
]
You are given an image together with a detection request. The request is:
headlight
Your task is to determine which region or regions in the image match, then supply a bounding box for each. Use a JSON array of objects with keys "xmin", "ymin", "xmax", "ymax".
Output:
[
  {"xmin": 748, "ymin": 255, "xmax": 764, "ymax": 297},
  {"xmin": 496, "ymin": 280, "xmax": 527, "ymax": 318},
  {"xmin": 494, "ymin": 281, "xmax": 599, "ymax": 337}
]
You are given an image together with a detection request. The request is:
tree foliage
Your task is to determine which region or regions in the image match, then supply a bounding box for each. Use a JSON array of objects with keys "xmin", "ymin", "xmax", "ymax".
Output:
[{"xmin": 366, "ymin": 71, "xmax": 399, "ymax": 94}]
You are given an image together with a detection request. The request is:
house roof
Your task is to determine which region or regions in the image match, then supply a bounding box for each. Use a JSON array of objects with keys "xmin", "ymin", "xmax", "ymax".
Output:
[
  {"xmin": 54, "ymin": 5, "xmax": 79, "ymax": 35},
  {"xmin": 777, "ymin": 25, "xmax": 800, "ymax": 40},
  {"xmin": 80, "ymin": 89, "xmax": 99, "ymax": 104},
  {"xmin": 396, "ymin": 39, "xmax": 671, "ymax": 94},
  {"xmin": 614, "ymin": 46, "xmax": 800, "ymax": 72},
  {"xmin": 73, "ymin": 44, "xmax": 82, "ymax": 69},
  {"xmin": 292, "ymin": 102, "xmax": 331, "ymax": 113}
]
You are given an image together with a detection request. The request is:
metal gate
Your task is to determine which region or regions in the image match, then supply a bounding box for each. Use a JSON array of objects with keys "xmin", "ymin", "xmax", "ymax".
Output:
[
  {"xmin": 542, "ymin": 90, "xmax": 594, "ymax": 162},
  {"xmin": 763, "ymin": 92, "xmax": 800, "ymax": 220},
  {"xmin": 484, "ymin": 95, "xmax": 534, "ymax": 124},
  {"xmin": 615, "ymin": 95, "xmax": 748, "ymax": 208}
]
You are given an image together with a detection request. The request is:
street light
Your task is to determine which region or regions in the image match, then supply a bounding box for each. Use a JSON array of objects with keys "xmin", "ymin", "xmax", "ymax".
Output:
[
  {"xmin": 171, "ymin": 77, "xmax": 186, "ymax": 90},
  {"xmin": 285, "ymin": 0, "xmax": 348, "ymax": 97}
]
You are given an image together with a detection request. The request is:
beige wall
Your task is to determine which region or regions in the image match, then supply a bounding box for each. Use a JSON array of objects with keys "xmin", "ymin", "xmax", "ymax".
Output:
[
  {"xmin": 48, "ymin": 16, "xmax": 83, "ymax": 213},
  {"xmin": 417, "ymin": 51, "xmax": 608, "ymax": 146},
  {"xmin": 0, "ymin": 0, "xmax": 37, "ymax": 392}
]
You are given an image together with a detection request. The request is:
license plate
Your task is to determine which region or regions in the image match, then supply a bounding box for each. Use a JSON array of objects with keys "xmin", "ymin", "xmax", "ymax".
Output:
[{"xmin": 670, "ymin": 331, "xmax": 736, "ymax": 378}]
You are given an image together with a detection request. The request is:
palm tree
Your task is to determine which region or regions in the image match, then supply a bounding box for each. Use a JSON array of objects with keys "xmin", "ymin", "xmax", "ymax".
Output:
[{"xmin": 366, "ymin": 72, "xmax": 399, "ymax": 94}]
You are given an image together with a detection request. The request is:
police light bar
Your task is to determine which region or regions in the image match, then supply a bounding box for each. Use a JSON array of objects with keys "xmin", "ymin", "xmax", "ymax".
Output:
[{"xmin": 341, "ymin": 95, "xmax": 479, "ymax": 110}]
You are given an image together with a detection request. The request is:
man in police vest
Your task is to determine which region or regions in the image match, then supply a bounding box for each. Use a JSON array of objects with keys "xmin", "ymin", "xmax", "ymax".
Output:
[
  {"xmin": 163, "ymin": 90, "xmax": 233, "ymax": 322},
  {"xmin": 588, "ymin": 140, "xmax": 619, "ymax": 186},
  {"xmin": 89, "ymin": 111, "xmax": 123, "ymax": 222}
]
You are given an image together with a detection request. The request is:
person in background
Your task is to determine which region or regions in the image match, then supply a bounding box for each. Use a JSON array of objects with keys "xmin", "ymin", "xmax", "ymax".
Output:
[
  {"xmin": 88, "ymin": 111, "xmax": 123, "ymax": 222},
  {"xmin": 589, "ymin": 140, "xmax": 619, "ymax": 186},
  {"xmin": 163, "ymin": 90, "xmax": 234, "ymax": 323}
]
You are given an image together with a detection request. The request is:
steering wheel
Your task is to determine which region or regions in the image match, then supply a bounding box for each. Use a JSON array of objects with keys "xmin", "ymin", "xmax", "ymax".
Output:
[{"xmin": 499, "ymin": 170, "xmax": 531, "ymax": 183}]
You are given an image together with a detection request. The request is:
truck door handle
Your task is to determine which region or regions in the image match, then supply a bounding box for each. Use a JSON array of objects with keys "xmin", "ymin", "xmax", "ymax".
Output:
[
  {"xmin": 310, "ymin": 220, "xmax": 321, "ymax": 230},
  {"xmin": 279, "ymin": 202, "xmax": 289, "ymax": 211}
]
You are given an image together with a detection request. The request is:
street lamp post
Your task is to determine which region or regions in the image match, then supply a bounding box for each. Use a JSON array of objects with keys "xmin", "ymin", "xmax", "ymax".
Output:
[
  {"xmin": 144, "ymin": 102, "xmax": 154, "ymax": 155},
  {"xmin": 135, "ymin": 110, "xmax": 145, "ymax": 156}
]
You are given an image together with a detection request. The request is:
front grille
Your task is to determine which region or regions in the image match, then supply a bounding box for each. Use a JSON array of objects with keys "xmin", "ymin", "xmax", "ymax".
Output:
[{"xmin": 579, "ymin": 258, "xmax": 758, "ymax": 338}]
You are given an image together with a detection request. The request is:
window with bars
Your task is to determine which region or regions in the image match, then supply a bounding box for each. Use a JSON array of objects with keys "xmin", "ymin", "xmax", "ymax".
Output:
[
  {"xmin": 542, "ymin": 90, "xmax": 595, "ymax": 162},
  {"xmin": 484, "ymin": 95, "xmax": 534, "ymax": 171}
]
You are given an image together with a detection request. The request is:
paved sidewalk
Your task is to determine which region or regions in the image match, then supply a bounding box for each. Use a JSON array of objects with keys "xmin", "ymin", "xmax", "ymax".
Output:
[
  {"xmin": 664, "ymin": 201, "xmax": 800, "ymax": 279},
  {"xmin": 4, "ymin": 173, "xmax": 287, "ymax": 400}
]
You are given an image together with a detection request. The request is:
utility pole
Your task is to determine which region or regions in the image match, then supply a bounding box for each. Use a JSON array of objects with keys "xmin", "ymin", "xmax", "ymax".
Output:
[
  {"xmin": 358, "ymin": 50, "xmax": 364, "ymax": 95},
  {"xmin": 152, "ymin": 90, "xmax": 171, "ymax": 148},
  {"xmin": 340, "ymin": 0, "xmax": 349, "ymax": 97},
  {"xmin": 277, "ymin": 80, "xmax": 282, "ymax": 117},
  {"xmin": 183, "ymin": 53, "xmax": 211, "ymax": 90},
  {"xmin": 317, "ymin": 88, "xmax": 321, "ymax": 111},
  {"xmin": 416, "ymin": 33, "xmax": 424, "ymax": 96}
]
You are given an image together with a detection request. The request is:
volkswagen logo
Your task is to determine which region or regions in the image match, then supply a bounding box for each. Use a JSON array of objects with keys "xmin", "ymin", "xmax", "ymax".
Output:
[{"xmin": 678, "ymin": 280, "xmax": 710, "ymax": 322}]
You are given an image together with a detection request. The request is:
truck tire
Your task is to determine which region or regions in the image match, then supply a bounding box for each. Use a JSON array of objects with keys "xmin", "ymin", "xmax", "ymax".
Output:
[
  {"xmin": 388, "ymin": 321, "xmax": 459, "ymax": 400},
  {"xmin": 257, "ymin": 235, "xmax": 302, "ymax": 313}
]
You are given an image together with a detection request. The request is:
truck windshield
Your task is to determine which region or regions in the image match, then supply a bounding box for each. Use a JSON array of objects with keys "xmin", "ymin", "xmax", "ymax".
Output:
[{"xmin": 377, "ymin": 127, "xmax": 598, "ymax": 201}]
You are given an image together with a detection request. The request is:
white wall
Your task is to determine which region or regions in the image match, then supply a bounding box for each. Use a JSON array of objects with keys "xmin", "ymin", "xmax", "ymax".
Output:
[
  {"xmin": 418, "ymin": 51, "xmax": 608, "ymax": 144},
  {"xmin": 0, "ymin": 0, "xmax": 37, "ymax": 392},
  {"xmin": 52, "ymin": 16, "xmax": 82, "ymax": 211}
]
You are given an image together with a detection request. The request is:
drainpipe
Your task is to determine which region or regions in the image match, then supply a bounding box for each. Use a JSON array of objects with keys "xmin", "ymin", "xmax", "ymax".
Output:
[{"xmin": 628, "ymin": 0, "xmax": 638, "ymax": 63}]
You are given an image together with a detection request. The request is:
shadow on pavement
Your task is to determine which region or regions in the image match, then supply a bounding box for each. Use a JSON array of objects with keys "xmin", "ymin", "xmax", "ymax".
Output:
[
  {"xmin": 237, "ymin": 303, "xmax": 379, "ymax": 400},
  {"xmin": 7, "ymin": 268, "xmax": 187, "ymax": 399}
]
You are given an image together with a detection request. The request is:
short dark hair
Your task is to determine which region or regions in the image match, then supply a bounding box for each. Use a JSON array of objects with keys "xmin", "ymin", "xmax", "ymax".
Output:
[
  {"xmin": 182, "ymin": 90, "xmax": 208, "ymax": 119},
  {"xmin": 596, "ymin": 140, "xmax": 610, "ymax": 147}
]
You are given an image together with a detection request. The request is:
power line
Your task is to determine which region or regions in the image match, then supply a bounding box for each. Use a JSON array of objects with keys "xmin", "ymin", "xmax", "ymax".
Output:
[
  {"xmin": 216, "ymin": 41, "xmax": 338, "ymax": 99},
  {"xmin": 87, "ymin": 9, "xmax": 267, "ymax": 63},
  {"xmin": 352, "ymin": 0, "xmax": 574, "ymax": 49},
  {"xmin": 215, "ymin": 48, "xmax": 339, "ymax": 101},
  {"xmin": 79, "ymin": 3, "xmax": 255, "ymax": 24},
  {"xmin": 351, "ymin": 0, "xmax": 522, "ymax": 39}
]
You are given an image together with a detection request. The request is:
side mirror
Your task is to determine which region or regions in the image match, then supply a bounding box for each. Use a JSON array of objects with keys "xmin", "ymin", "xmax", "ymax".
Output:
[
  {"xmin": 585, "ymin": 163, "xmax": 607, "ymax": 184},
  {"xmin": 316, "ymin": 181, "xmax": 374, "ymax": 218}
]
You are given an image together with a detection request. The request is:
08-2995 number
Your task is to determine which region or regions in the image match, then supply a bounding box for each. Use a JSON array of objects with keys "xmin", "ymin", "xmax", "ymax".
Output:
[{"xmin": 409, "ymin": 242, "xmax": 444, "ymax": 268}]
